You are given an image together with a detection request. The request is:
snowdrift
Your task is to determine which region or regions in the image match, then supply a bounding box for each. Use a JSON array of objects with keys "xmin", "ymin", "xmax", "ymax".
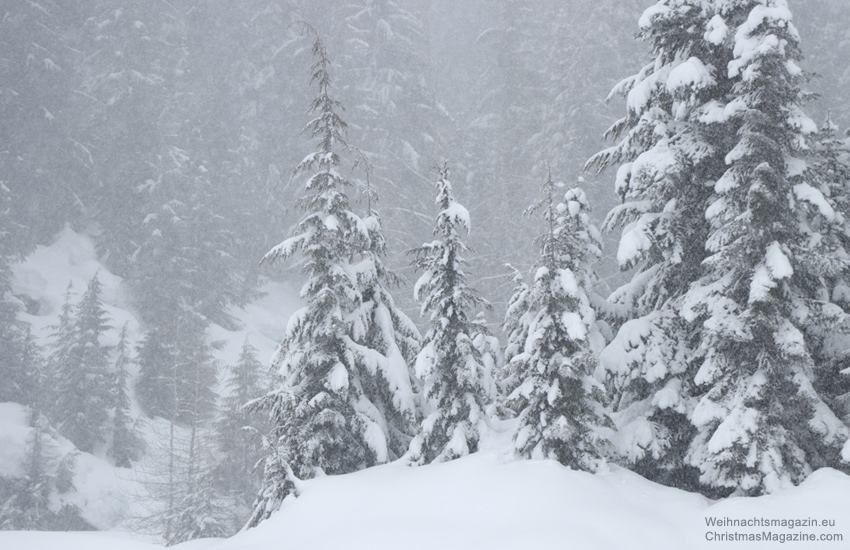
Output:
[{"xmin": 3, "ymin": 453, "xmax": 849, "ymax": 549}]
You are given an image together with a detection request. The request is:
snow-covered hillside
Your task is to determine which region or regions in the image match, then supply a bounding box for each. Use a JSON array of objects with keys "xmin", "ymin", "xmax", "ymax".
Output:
[
  {"xmin": 3, "ymin": 228, "xmax": 300, "ymax": 532},
  {"xmin": 10, "ymin": 227, "xmax": 298, "ymax": 368},
  {"xmin": 2, "ymin": 448, "xmax": 849, "ymax": 549}
]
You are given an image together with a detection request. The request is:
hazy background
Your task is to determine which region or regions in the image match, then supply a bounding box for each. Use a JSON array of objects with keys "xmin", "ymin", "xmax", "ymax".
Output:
[{"xmin": 3, "ymin": 0, "xmax": 848, "ymax": 327}]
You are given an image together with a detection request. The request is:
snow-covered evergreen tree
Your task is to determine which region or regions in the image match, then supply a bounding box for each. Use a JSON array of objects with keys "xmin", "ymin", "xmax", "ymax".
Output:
[
  {"xmin": 679, "ymin": 0, "xmax": 850, "ymax": 495},
  {"xmin": 0, "ymin": 411, "xmax": 88, "ymax": 531},
  {"xmin": 351, "ymin": 165, "xmax": 422, "ymax": 457},
  {"xmin": 109, "ymin": 324, "xmax": 144, "ymax": 468},
  {"xmin": 504, "ymin": 175, "xmax": 611, "ymax": 471},
  {"xmin": 215, "ymin": 338, "xmax": 269, "ymax": 523},
  {"xmin": 406, "ymin": 165, "xmax": 496, "ymax": 465},
  {"xmin": 45, "ymin": 283, "xmax": 77, "ymax": 411},
  {"xmin": 591, "ymin": 0, "xmax": 850, "ymax": 495},
  {"xmin": 0, "ymin": 255, "xmax": 41, "ymax": 408},
  {"xmin": 167, "ymin": 474, "xmax": 227, "ymax": 545},
  {"xmin": 248, "ymin": 28, "xmax": 418, "ymax": 527},
  {"xmin": 500, "ymin": 265, "xmax": 534, "ymax": 409},
  {"xmin": 135, "ymin": 325, "xmax": 176, "ymax": 421},
  {"xmin": 584, "ymin": 0, "xmax": 723, "ymax": 488},
  {"xmin": 0, "ymin": 414, "xmax": 52, "ymax": 530},
  {"xmin": 137, "ymin": 401, "xmax": 228, "ymax": 546},
  {"xmin": 135, "ymin": 312, "xmax": 218, "ymax": 425},
  {"xmin": 164, "ymin": 374, "xmax": 227, "ymax": 545},
  {"xmin": 807, "ymin": 120, "xmax": 850, "ymax": 426},
  {"xmin": 47, "ymin": 276, "xmax": 114, "ymax": 453}
]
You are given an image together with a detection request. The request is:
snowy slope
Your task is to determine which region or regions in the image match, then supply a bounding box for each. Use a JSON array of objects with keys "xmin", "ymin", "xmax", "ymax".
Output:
[
  {"xmin": 3, "ymin": 451, "xmax": 849, "ymax": 549},
  {"xmin": 10, "ymin": 226, "xmax": 299, "ymax": 367},
  {"xmin": 5, "ymin": 228, "xmax": 301, "ymax": 531}
]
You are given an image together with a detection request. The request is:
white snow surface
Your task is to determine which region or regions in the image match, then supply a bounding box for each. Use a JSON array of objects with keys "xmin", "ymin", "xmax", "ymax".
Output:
[
  {"xmin": 4, "ymin": 449, "xmax": 850, "ymax": 549},
  {"xmin": 441, "ymin": 201, "xmax": 471, "ymax": 233},
  {"xmin": 794, "ymin": 182, "xmax": 835, "ymax": 221},
  {"xmin": 667, "ymin": 57, "xmax": 715, "ymax": 95}
]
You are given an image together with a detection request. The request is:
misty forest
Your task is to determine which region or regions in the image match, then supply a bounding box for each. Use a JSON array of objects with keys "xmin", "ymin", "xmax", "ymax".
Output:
[{"xmin": 3, "ymin": 0, "xmax": 850, "ymax": 546}]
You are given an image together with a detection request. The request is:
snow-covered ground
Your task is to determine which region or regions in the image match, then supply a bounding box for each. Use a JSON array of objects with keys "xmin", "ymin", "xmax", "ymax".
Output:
[
  {"xmin": 3, "ymin": 449, "xmax": 850, "ymax": 549},
  {"xmin": 5, "ymin": 228, "xmax": 850, "ymax": 549}
]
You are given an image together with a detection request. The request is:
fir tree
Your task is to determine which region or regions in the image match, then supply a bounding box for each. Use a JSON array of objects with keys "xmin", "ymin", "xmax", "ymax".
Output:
[
  {"xmin": 58, "ymin": 275, "xmax": 113, "ymax": 453},
  {"xmin": 0, "ymin": 411, "xmax": 88, "ymax": 531},
  {"xmin": 679, "ymin": 0, "xmax": 850, "ymax": 495},
  {"xmin": 135, "ymin": 312, "xmax": 223, "ymax": 544},
  {"xmin": 505, "ymin": 175, "xmax": 611, "ymax": 471},
  {"xmin": 4, "ymin": 414, "xmax": 52, "ymax": 530},
  {"xmin": 168, "ymin": 474, "xmax": 227, "ymax": 545},
  {"xmin": 17, "ymin": 325, "xmax": 44, "ymax": 411},
  {"xmin": 215, "ymin": 338, "xmax": 268, "ymax": 523},
  {"xmin": 248, "ymin": 26, "xmax": 418, "ymax": 527},
  {"xmin": 135, "ymin": 311, "xmax": 218, "ymax": 425},
  {"xmin": 807, "ymin": 120, "xmax": 850, "ymax": 426},
  {"xmin": 109, "ymin": 324, "xmax": 144, "ymax": 468},
  {"xmin": 137, "ymin": 403, "xmax": 228, "ymax": 546},
  {"xmin": 0, "ymin": 255, "xmax": 41, "ymax": 408},
  {"xmin": 590, "ymin": 0, "xmax": 850, "ymax": 495},
  {"xmin": 500, "ymin": 264, "xmax": 534, "ymax": 411},
  {"xmin": 351, "ymin": 162, "xmax": 422, "ymax": 457},
  {"xmin": 45, "ymin": 283, "xmax": 77, "ymax": 418},
  {"xmin": 47, "ymin": 276, "xmax": 114, "ymax": 453},
  {"xmin": 584, "ymin": 0, "xmax": 722, "ymax": 488},
  {"xmin": 164, "ymin": 383, "xmax": 226, "ymax": 545},
  {"xmin": 406, "ymin": 165, "xmax": 496, "ymax": 465},
  {"xmin": 0, "ymin": 256, "xmax": 23, "ymax": 402},
  {"xmin": 135, "ymin": 325, "xmax": 177, "ymax": 421}
]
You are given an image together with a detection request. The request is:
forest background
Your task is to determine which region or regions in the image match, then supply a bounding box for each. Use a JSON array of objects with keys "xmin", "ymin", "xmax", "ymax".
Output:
[{"xmin": 2, "ymin": 0, "xmax": 850, "ymax": 544}]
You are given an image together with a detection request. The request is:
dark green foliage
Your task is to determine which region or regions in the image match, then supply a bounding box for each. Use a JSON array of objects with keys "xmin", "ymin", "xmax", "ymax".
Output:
[
  {"xmin": 504, "ymin": 178, "xmax": 611, "ymax": 471},
  {"xmin": 407, "ymin": 165, "xmax": 495, "ymax": 465}
]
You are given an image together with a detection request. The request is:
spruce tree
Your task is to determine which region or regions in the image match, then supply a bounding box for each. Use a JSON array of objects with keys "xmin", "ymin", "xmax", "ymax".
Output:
[
  {"xmin": 505, "ymin": 175, "xmax": 611, "ymax": 471},
  {"xmin": 501, "ymin": 265, "xmax": 534, "ymax": 411},
  {"xmin": 590, "ymin": 0, "xmax": 850, "ymax": 495},
  {"xmin": 351, "ymin": 165, "xmax": 422, "ymax": 456},
  {"xmin": 136, "ymin": 312, "xmax": 218, "ymax": 425},
  {"xmin": 679, "ymin": 0, "xmax": 850, "ymax": 495},
  {"xmin": 248, "ymin": 27, "xmax": 418, "ymax": 526},
  {"xmin": 109, "ymin": 324, "xmax": 144, "ymax": 468},
  {"xmin": 0, "ymin": 411, "xmax": 88, "ymax": 530},
  {"xmin": 584, "ymin": 0, "xmax": 722, "ymax": 488},
  {"xmin": 406, "ymin": 165, "xmax": 496, "ymax": 465},
  {"xmin": 215, "ymin": 338, "xmax": 268, "ymax": 522},
  {"xmin": 807, "ymin": 120, "xmax": 850, "ymax": 426},
  {"xmin": 135, "ymin": 325, "xmax": 176, "ymax": 420},
  {"xmin": 45, "ymin": 283, "xmax": 77, "ymax": 418},
  {"xmin": 48, "ymin": 276, "xmax": 114, "ymax": 453}
]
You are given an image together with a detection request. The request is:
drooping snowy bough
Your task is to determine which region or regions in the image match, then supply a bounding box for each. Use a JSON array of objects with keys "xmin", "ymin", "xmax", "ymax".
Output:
[
  {"xmin": 503, "ymin": 173, "xmax": 613, "ymax": 472},
  {"xmin": 590, "ymin": 0, "xmax": 850, "ymax": 496},
  {"xmin": 248, "ymin": 28, "xmax": 419, "ymax": 527},
  {"xmin": 406, "ymin": 165, "xmax": 497, "ymax": 465}
]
